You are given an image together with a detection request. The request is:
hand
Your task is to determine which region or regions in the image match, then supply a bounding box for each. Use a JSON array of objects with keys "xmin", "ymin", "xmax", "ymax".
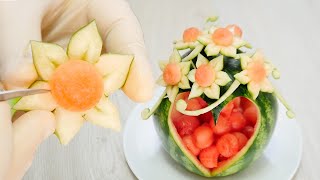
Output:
[{"xmin": 0, "ymin": 0, "xmax": 154, "ymax": 179}]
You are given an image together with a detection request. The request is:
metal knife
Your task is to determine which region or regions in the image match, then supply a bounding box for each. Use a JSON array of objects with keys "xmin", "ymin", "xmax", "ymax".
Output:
[{"xmin": 0, "ymin": 89, "xmax": 50, "ymax": 101}]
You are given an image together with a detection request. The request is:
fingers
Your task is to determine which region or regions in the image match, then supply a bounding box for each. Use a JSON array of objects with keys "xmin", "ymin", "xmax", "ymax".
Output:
[
  {"xmin": 0, "ymin": 102, "xmax": 13, "ymax": 180},
  {"xmin": 5, "ymin": 110, "xmax": 55, "ymax": 180},
  {"xmin": 0, "ymin": 1, "xmax": 52, "ymax": 89},
  {"xmin": 88, "ymin": 0, "xmax": 155, "ymax": 102}
]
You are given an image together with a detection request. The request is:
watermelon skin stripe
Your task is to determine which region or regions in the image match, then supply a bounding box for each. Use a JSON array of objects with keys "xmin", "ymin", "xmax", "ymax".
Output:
[
  {"xmin": 154, "ymin": 98, "xmax": 208, "ymax": 177},
  {"xmin": 153, "ymin": 57, "xmax": 278, "ymax": 177}
]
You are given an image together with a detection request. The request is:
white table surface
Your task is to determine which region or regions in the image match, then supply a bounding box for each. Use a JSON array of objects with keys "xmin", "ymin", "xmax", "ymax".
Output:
[{"xmin": 24, "ymin": 0, "xmax": 320, "ymax": 179}]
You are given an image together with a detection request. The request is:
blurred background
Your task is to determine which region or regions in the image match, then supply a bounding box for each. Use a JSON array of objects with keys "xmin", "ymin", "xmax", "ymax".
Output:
[{"xmin": 24, "ymin": 0, "xmax": 319, "ymax": 179}]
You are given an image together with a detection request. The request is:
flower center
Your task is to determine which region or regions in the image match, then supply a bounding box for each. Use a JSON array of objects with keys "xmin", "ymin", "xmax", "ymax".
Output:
[
  {"xmin": 195, "ymin": 64, "xmax": 216, "ymax": 87},
  {"xmin": 247, "ymin": 60, "xmax": 267, "ymax": 83},
  {"xmin": 183, "ymin": 27, "xmax": 201, "ymax": 43},
  {"xmin": 212, "ymin": 28, "xmax": 234, "ymax": 46},
  {"xmin": 163, "ymin": 63, "xmax": 182, "ymax": 85},
  {"xmin": 50, "ymin": 60, "xmax": 104, "ymax": 112},
  {"xmin": 226, "ymin": 24, "xmax": 243, "ymax": 37}
]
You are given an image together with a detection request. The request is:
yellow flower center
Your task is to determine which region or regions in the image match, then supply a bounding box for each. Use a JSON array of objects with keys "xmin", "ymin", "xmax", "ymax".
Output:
[
  {"xmin": 195, "ymin": 64, "xmax": 216, "ymax": 87},
  {"xmin": 163, "ymin": 63, "xmax": 182, "ymax": 85}
]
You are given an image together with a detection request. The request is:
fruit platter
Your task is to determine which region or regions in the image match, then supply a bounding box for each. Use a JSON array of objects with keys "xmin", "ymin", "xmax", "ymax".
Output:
[{"xmin": 142, "ymin": 17, "xmax": 295, "ymax": 177}]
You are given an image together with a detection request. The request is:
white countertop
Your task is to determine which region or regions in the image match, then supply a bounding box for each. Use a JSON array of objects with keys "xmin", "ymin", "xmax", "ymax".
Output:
[{"xmin": 24, "ymin": 0, "xmax": 319, "ymax": 179}]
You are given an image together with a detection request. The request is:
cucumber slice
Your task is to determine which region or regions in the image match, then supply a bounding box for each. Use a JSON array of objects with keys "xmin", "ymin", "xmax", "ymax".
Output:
[
  {"xmin": 84, "ymin": 96, "xmax": 121, "ymax": 131},
  {"xmin": 54, "ymin": 107, "xmax": 84, "ymax": 145},
  {"xmin": 13, "ymin": 81, "xmax": 57, "ymax": 111},
  {"xmin": 95, "ymin": 54, "xmax": 133, "ymax": 96},
  {"xmin": 31, "ymin": 41, "xmax": 68, "ymax": 81},
  {"xmin": 67, "ymin": 20, "xmax": 103, "ymax": 63}
]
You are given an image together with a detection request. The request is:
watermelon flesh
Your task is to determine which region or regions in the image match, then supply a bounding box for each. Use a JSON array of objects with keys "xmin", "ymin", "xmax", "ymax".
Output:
[{"xmin": 172, "ymin": 92, "xmax": 257, "ymax": 170}]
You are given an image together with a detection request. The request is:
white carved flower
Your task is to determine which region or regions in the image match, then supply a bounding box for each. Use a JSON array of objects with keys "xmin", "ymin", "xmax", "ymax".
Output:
[
  {"xmin": 198, "ymin": 25, "xmax": 249, "ymax": 58},
  {"xmin": 187, "ymin": 54, "xmax": 231, "ymax": 99},
  {"xmin": 157, "ymin": 49, "xmax": 191, "ymax": 102},
  {"xmin": 234, "ymin": 51, "xmax": 274, "ymax": 99}
]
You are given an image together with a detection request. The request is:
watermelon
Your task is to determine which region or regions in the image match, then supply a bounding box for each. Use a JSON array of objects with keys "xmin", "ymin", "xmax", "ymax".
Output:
[{"xmin": 153, "ymin": 57, "xmax": 278, "ymax": 177}]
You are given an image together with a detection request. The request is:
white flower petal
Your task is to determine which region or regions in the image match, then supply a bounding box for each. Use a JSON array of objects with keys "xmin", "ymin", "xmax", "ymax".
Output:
[
  {"xmin": 196, "ymin": 54, "xmax": 209, "ymax": 68},
  {"xmin": 189, "ymin": 83, "xmax": 204, "ymax": 99},
  {"xmin": 178, "ymin": 76, "xmax": 191, "ymax": 89},
  {"xmin": 234, "ymin": 70, "xmax": 250, "ymax": 84},
  {"xmin": 240, "ymin": 54, "xmax": 251, "ymax": 70},
  {"xmin": 248, "ymin": 82, "xmax": 261, "ymax": 99},
  {"xmin": 174, "ymin": 41, "xmax": 189, "ymax": 50},
  {"xmin": 198, "ymin": 34, "xmax": 212, "ymax": 45},
  {"xmin": 156, "ymin": 75, "xmax": 167, "ymax": 86},
  {"xmin": 215, "ymin": 71, "xmax": 231, "ymax": 86},
  {"xmin": 188, "ymin": 69, "xmax": 196, "ymax": 82},
  {"xmin": 209, "ymin": 55, "xmax": 224, "ymax": 71},
  {"xmin": 204, "ymin": 83, "xmax": 220, "ymax": 99},
  {"xmin": 264, "ymin": 62, "xmax": 273, "ymax": 76},
  {"xmin": 260, "ymin": 78, "xmax": 274, "ymax": 93},
  {"xmin": 232, "ymin": 37, "xmax": 247, "ymax": 48},
  {"xmin": 169, "ymin": 49, "xmax": 182, "ymax": 63},
  {"xmin": 220, "ymin": 46, "xmax": 237, "ymax": 58},
  {"xmin": 204, "ymin": 44, "xmax": 220, "ymax": 57},
  {"xmin": 159, "ymin": 60, "xmax": 168, "ymax": 71},
  {"xmin": 167, "ymin": 86, "xmax": 179, "ymax": 102},
  {"xmin": 179, "ymin": 61, "xmax": 191, "ymax": 75}
]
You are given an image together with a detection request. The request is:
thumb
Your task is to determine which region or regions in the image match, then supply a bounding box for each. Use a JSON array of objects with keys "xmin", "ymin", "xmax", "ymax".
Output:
[
  {"xmin": 0, "ymin": 1, "xmax": 50, "ymax": 89},
  {"xmin": 5, "ymin": 110, "xmax": 55, "ymax": 180}
]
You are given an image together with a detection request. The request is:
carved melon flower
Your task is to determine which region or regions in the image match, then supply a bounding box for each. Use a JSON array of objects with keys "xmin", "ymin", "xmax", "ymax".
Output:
[
  {"xmin": 198, "ymin": 25, "xmax": 249, "ymax": 58},
  {"xmin": 172, "ymin": 27, "xmax": 205, "ymax": 62},
  {"xmin": 13, "ymin": 21, "xmax": 133, "ymax": 145},
  {"xmin": 187, "ymin": 54, "xmax": 231, "ymax": 99},
  {"xmin": 174, "ymin": 27, "xmax": 202, "ymax": 50},
  {"xmin": 157, "ymin": 49, "xmax": 191, "ymax": 102},
  {"xmin": 234, "ymin": 51, "xmax": 274, "ymax": 99}
]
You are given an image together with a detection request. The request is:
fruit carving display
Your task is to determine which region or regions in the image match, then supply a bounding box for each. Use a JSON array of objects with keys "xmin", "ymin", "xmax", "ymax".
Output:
[
  {"xmin": 11, "ymin": 21, "xmax": 134, "ymax": 145},
  {"xmin": 142, "ymin": 17, "xmax": 294, "ymax": 177}
]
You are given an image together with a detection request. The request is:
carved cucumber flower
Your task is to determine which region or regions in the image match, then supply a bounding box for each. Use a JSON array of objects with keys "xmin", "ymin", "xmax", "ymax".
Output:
[
  {"xmin": 198, "ymin": 25, "xmax": 249, "ymax": 58},
  {"xmin": 187, "ymin": 54, "xmax": 231, "ymax": 99},
  {"xmin": 13, "ymin": 21, "xmax": 133, "ymax": 145},
  {"xmin": 234, "ymin": 51, "xmax": 274, "ymax": 99},
  {"xmin": 157, "ymin": 49, "xmax": 191, "ymax": 102},
  {"xmin": 172, "ymin": 27, "xmax": 205, "ymax": 62}
]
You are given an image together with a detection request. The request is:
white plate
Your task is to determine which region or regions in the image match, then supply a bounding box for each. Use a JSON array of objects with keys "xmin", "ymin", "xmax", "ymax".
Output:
[{"xmin": 123, "ymin": 89, "xmax": 302, "ymax": 180}]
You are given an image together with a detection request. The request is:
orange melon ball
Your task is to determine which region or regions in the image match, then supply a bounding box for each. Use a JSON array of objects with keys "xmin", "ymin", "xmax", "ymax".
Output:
[
  {"xmin": 212, "ymin": 28, "xmax": 234, "ymax": 46},
  {"xmin": 50, "ymin": 60, "xmax": 104, "ymax": 112},
  {"xmin": 195, "ymin": 64, "xmax": 215, "ymax": 87},
  {"xmin": 183, "ymin": 27, "xmax": 201, "ymax": 43}
]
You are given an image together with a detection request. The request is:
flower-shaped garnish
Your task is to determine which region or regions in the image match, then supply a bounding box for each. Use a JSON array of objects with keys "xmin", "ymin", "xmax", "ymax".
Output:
[
  {"xmin": 198, "ymin": 25, "xmax": 249, "ymax": 58},
  {"xmin": 173, "ymin": 27, "xmax": 205, "ymax": 62},
  {"xmin": 13, "ymin": 21, "xmax": 133, "ymax": 145},
  {"xmin": 174, "ymin": 27, "xmax": 202, "ymax": 49},
  {"xmin": 187, "ymin": 54, "xmax": 231, "ymax": 99},
  {"xmin": 234, "ymin": 51, "xmax": 274, "ymax": 99},
  {"xmin": 157, "ymin": 49, "xmax": 191, "ymax": 102}
]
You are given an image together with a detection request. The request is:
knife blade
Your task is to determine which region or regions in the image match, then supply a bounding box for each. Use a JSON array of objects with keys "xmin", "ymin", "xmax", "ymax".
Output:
[{"xmin": 0, "ymin": 89, "xmax": 50, "ymax": 101}]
